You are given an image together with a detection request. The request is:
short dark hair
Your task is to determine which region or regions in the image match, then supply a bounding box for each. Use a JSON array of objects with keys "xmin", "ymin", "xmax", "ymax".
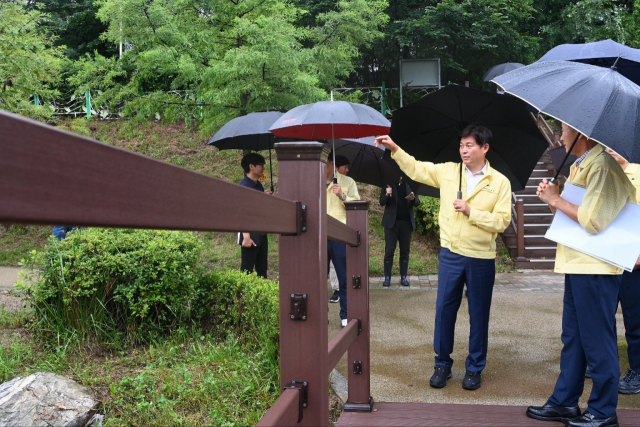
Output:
[
  {"xmin": 241, "ymin": 153, "xmax": 266, "ymax": 173},
  {"xmin": 335, "ymin": 155, "xmax": 350, "ymax": 168},
  {"xmin": 460, "ymin": 123, "xmax": 492, "ymax": 147}
]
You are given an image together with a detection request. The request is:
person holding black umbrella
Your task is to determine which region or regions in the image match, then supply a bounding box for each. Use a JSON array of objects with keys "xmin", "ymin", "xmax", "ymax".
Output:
[
  {"xmin": 379, "ymin": 176, "xmax": 420, "ymax": 287},
  {"xmin": 529, "ymin": 124, "xmax": 635, "ymax": 427},
  {"xmin": 376, "ymin": 124, "xmax": 511, "ymax": 391},
  {"xmin": 238, "ymin": 152, "xmax": 272, "ymax": 278}
]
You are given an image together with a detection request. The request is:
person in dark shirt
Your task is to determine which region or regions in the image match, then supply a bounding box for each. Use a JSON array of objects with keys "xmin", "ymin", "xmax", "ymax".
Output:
[
  {"xmin": 238, "ymin": 153, "xmax": 271, "ymax": 278},
  {"xmin": 379, "ymin": 177, "xmax": 420, "ymax": 287}
]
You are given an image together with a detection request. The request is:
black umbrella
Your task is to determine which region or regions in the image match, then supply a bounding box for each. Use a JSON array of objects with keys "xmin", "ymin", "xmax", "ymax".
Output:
[
  {"xmin": 482, "ymin": 63, "xmax": 525, "ymax": 82},
  {"xmin": 387, "ymin": 85, "xmax": 549, "ymax": 192},
  {"xmin": 207, "ymin": 112, "xmax": 294, "ymax": 192},
  {"xmin": 269, "ymin": 100, "xmax": 391, "ymax": 179},
  {"xmin": 536, "ymin": 39, "xmax": 640, "ymax": 85},
  {"xmin": 493, "ymin": 60, "xmax": 640, "ymax": 170},
  {"xmin": 326, "ymin": 137, "xmax": 439, "ymax": 197}
]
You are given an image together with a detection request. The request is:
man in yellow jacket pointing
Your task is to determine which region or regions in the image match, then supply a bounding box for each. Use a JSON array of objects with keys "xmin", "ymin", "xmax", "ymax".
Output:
[{"xmin": 375, "ymin": 124, "xmax": 511, "ymax": 390}]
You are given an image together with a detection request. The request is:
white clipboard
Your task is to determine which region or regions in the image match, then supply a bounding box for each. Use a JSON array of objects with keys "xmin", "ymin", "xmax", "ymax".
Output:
[{"xmin": 544, "ymin": 183, "xmax": 640, "ymax": 272}]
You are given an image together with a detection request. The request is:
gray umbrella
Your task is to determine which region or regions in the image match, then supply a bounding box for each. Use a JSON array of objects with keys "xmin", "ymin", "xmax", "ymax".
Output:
[
  {"xmin": 206, "ymin": 111, "xmax": 295, "ymax": 192},
  {"xmin": 537, "ymin": 39, "xmax": 640, "ymax": 85},
  {"xmin": 482, "ymin": 62, "xmax": 525, "ymax": 82},
  {"xmin": 492, "ymin": 60, "xmax": 640, "ymax": 167}
]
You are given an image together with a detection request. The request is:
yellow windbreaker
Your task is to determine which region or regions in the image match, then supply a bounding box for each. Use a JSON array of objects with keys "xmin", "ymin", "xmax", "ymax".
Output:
[
  {"xmin": 392, "ymin": 148, "xmax": 511, "ymax": 259},
  {"xmin": 327, "ymin": 172, "xmax": 360, "ymax": 224},
  {"xmin": 625, "ymin": 163, "xmax": 640, "ymax": 203},
  {"xmin": 554, "ymin": 144, "xmax": 636, "ymax": 275}
]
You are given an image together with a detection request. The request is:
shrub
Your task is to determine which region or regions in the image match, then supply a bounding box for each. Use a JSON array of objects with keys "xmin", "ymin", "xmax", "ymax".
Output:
[
  {"xmin": 193, "ymin": 270, "xmax": 279, "ymax": 356},
  {"xmin": 18, "ymin": 228, "xmax": 203, "ymax": 346},
  {"xmin": 414, "ymin": 196, "xmax": 441, "ymax": 235}
]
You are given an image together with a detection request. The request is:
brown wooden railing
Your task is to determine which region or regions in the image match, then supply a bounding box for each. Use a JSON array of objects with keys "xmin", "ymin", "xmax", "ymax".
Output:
[
  {"xmin": 534, "ymin": 113, "xmax": 561, "ymax": 149},
  {"xmin": 0, "ymin": 110, "xmax": 373, "ymax": 426}
]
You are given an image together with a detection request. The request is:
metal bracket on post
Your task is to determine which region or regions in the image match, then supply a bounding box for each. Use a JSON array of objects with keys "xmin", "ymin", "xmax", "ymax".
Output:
[
  {"xmin": 283, "ymin": 380, "xmax": 308, "ymax": 423},
  {"xmin": 353, "ymin": 361, "xmax": 362, "ymax": 375},
  {"xmin": 356, "ymin": 230, "xmax": 361, "ymax": 247},
  {"xmin": 352, "ymin": 275, "xmax": 361, "ymax": 289},
  {"xmin": 289, "ymin": 293, "xmax": 307, "ymax": 320},
  {"xmin": 294, "ymin": 202, "xmax": 307, "ymax": 235}
]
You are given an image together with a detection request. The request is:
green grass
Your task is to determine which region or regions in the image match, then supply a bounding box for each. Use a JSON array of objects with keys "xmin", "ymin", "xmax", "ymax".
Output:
[{"xmin": 0, "ymin": 302, "xmax": 279, "ymax": 426}]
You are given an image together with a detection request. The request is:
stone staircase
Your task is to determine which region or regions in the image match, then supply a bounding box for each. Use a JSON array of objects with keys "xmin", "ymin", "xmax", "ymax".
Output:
[{"xmin": 501, "ymin": 115, "xmax": 563, "ymax": 270}]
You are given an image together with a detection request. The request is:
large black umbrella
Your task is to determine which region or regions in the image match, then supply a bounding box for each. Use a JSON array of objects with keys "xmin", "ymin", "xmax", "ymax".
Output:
[
  {"xmin": 387, "ymin": 85, "xmax": 549, "ymax": 192},
  {"xmin": 482, "ymin": 63, "xmax": 525, "ymax": 82},
  {"xmin": 493, "ymin": 60, "xmax": 640, "ymax": 167},
  {"xmin": 207, "ymin": 111, "xmax": 285, "ymax": 151},
  {"xmin": 536, "ymin": 39, "xmax": 640, "ymax": 85},
  {"xmin": 207, "ymin": 112, "xmax": 295, "ymax": 192},
  {"xmin": 327, "ymin": 137, "xmax": 439, "ymax": 197},
  {"xmin": 269, "ymin": 100, "xmax": 391, "ymax": 178}
]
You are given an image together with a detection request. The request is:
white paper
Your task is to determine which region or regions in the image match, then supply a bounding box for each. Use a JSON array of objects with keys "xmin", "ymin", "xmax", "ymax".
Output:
[{"xmin": 544, "ymin": 183, "xmax": 640, "ymax": 272}]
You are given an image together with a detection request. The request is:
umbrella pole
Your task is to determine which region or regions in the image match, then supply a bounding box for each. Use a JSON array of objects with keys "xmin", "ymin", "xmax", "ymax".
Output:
[
  {"xmin": 550, "ymin": 133, "xmax": 580, "ymax": 185},
  {"xmin": 269, "ymin": 146, "xmax": 274, "ymax": 193},
  {"xmin": 457, "ymin": 163, "xmax": 463, "ymax": 199},
  {"xmin": 332, "ymin": 125, "xmax": 337, "ymax": 183}
]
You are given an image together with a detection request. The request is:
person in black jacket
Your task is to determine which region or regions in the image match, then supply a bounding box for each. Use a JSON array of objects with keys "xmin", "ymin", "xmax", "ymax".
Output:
[{"xmin": 380, "ymin": 177, "xmax": 420, "ymax": 287}]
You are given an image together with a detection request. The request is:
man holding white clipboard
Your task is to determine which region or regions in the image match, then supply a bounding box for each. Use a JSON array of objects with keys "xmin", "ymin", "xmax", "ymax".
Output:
[{"xmin": 528, "ymin": 122, "xmax": 636, "ymax": 427}]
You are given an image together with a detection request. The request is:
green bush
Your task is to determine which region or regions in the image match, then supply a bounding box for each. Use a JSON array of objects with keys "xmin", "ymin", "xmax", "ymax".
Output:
[
  {"xmin": 194, "ymin": 270, "xmax": 279, "ymax": 355},
  {"xmin": 19, "ymin": 228, "xmax": 203, "ymax": 346},
  {"xmin": 414, "ymin": 196, "xmax": 441, "ymax": 235}
]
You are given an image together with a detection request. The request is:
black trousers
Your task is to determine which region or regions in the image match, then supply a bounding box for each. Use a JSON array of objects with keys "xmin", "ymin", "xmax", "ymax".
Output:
[
  {"xmin": 383, "ymin": 219, "xmax": 412, "ymax": 264},
  {"xmin": 241, "ymin": 234, "xmax": 268, "ymax": 278}
]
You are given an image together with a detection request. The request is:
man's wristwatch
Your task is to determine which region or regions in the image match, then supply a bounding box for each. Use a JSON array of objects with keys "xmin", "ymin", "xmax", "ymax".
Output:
[{"xmin": 340, "ymin": 193, "xmax": 347, "ymax": 201}]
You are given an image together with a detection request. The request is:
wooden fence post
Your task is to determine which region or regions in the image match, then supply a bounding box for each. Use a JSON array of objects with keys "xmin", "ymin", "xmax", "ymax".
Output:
[
  {"xmin": 275, "ymin": 142, "xmax": 329, "ymax": 426},
  {"xmin": 344, "ymin": 201, "xmax": 373, "ymax": 412}
]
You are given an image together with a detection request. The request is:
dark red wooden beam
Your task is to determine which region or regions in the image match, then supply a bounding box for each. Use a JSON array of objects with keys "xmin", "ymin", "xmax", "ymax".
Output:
[{"xmin": 0, "ymin": 110, "xmax": 298, "ymax": 234}]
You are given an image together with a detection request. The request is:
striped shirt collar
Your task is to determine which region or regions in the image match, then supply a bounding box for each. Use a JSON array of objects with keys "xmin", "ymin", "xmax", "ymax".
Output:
[{"xmin": 575, "ymin": 147, "xmax": 594, "ymax": 168}]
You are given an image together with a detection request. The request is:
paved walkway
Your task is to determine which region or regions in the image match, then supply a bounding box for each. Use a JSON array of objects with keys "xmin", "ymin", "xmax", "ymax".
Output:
[
  {"xmin": 369, "ymin": 271, "xmax": 564, "ymax": 293},
  {"xmin": 0, "ymin": 267, "xmax": 22, "ymax": 290}
]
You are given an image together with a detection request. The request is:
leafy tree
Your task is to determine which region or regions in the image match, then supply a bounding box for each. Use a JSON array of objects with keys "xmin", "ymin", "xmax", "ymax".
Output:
[
  {"xmin": 538, "ymin": 0, "xmax": 632, "ymax": 53},
  {"xmin": 27, "ymin": 0, "xmax": 117, "ymax": 60},
  {"xmin": 348, "ymin": 0, "xmax": 539, "ymax": 94},
  {"xmin": 0, "ymin": 1, "xmax": 64, "ymax": 120},
  {"xmin": 75, "ymin": 0, "xmax": 387, "ymax": 133}
]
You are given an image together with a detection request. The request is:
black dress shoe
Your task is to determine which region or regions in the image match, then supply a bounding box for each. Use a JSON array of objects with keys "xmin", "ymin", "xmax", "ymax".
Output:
[
  {"xmin": 462, "ymin": 370, "xmax": 481, "ymax": 390},
  {"xmin": 566, "ymin": 412, "xmax": 618, "ymax": 427},
  {"xmin": 526, "ymin": 404, "xmax": 581, "ymax": 422},
  {"xmin": 429, "ymin": 365, "xmax": 452, "ymax": 388}
]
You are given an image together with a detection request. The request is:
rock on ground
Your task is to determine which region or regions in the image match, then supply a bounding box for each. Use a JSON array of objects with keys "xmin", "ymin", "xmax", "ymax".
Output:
[{"xmin": 0, "ymin": 372, "xmax": 99, "ymax": 427}]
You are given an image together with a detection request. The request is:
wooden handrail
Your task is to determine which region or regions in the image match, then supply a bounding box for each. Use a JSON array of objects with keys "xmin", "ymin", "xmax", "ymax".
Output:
[
  {"xmin": 0, "ymin": 110, "xmax": 300, "ymax": 234},
  {"xmin": 327, "ymin": 319, "xmax": 359, "ymax": 375},
  {"xmin": 256, "ymin": 388, "xmax": 300, "ymax": 427},
  {"xmin": 327, "ymin": 216, "xmax": 359, "ymax": 246},
  {"xmin": 516, "ymin": 199, "xmax": 525, "ymax": 260}
]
